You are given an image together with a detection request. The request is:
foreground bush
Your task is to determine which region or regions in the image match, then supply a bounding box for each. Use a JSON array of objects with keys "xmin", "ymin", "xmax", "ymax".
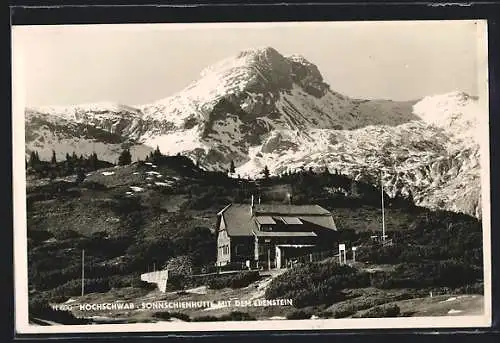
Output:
[
  {"xmin": 153, "ymin": 311, "xmax": 191, "ymax": 322},
  {"xmin": 356, "ymin": 304, "xmax": 401, "ymax": 318},
  {"xmin": 369, "ymin": 260, "xmax": 482, "ymax": 289},
  {"xmin": 167, "ymin": 271, "xmax": 260, "ymax": 291},
  {"xmin": 191, "ymin": 311, "xmax": 256, "ymax": 322},
  {"xmin": 286, "ymin": 310, "xmax": 312, "ymax": 320},
  {"xmin": 265, "ymin": 263, "xmax": 370, "ymax": 308},
  {"xmin": 207, "ymin": 271, "xmax": 260, "ymax": 289}
]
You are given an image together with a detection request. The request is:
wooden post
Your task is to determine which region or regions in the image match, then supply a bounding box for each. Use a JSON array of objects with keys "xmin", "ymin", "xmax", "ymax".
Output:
[
  {"xmin": 81, "ymin": 249, "xmax": 85, "ymax": 297},
  {"xmin": 267, "ymin": 248, "xmax": 271, "ymax": 270}
]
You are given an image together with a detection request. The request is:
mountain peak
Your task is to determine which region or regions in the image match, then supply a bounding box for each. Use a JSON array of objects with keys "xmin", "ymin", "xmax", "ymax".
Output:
[
  {"xmin": 235, "ymin": 46, "xmax": 281, "ymax": 59},
  {"xmin": 199, "ymin": 46, "xmax": 289, "ymax": 79}
]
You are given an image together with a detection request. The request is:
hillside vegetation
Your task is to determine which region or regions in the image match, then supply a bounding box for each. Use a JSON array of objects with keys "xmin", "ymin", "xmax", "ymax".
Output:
[{"xmin": 26, "ymin": 151, "xmax": 483, "ymax": 321}]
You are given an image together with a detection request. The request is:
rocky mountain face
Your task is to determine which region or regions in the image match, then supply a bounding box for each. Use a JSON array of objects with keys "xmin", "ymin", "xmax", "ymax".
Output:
[
  {"xmin": 25, "ymin": 108, "xmax": 153, "ymax": 163},
  {"xmin": 25, "ymin": 47, "xmax": 485, "ymax": 218}
]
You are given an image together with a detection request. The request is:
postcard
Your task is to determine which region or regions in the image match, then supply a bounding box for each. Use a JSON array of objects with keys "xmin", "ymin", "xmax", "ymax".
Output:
[{"xmin": 11, "ymin": 20, "xmax": 491, "ymax": 334}]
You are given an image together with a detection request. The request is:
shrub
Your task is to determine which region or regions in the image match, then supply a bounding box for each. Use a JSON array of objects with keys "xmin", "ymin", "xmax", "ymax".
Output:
[
  {"xmin": 170, "ymin": 312, "xmax": 191, "ymax": 322},
  {"xmin": 108, "ymin": 275, "xmax": 130, "ymax": 289},
  {"xmin": 369, "ymin": 260, "xmax": 482, "ymax": 290},
  {"xmin": 207, "ymin": 271, "xmax": 261, "ymax": 289},
  {"xmin": 129, "ymin": 277, "xmax": 158, "ymax": 290},
  {"xmin": 81, "ymin": 181, "xmax": 107, "ymax": 190},
  {"xmin": 153, "ymin": 312, "xmax": 171, "ymax": 320},
  {"xmin": 190, "ymin": 311, "xmax": 256, "ymax": 322},
  {"xmin": 191, "ymin": 315, "xmax": 220, "ymax": 322},
  {"xmin": 286, "ymin": 310, "xmax": 312, "ymax": 320},
  {"xmin": 164, "ymin": 255, "xmax": 194, "ymax": 277},
  {"xmin": 222, "ymin": 311, "xmax": 256, "ymax": 321},
  {"xmin": 28, "ymin": 230, "xmax": 53, "ymax": 242},
  {"xmin": 265, "ymin": 263, "xmax": 370, "ymax": 308},
  {"xmin": 316, "ymin": 310, "xmax": 333, "ymax": 319},
  {"xmin": 52, "ymin": 229, "xmax": 81, "ymax": 240},
  {"xmin": 357, "ymin": 304, "xmax": 401, "ymax": 318},
  {"xmin": 332, "ymin": 307, "xmax": 357, "ymax": 318}
]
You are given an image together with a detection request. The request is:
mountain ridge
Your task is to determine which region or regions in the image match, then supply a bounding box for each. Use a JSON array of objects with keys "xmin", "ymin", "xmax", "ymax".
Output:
[{"xmin": 24, "ymin": 47, "xmax": 484, "ymax": 218}]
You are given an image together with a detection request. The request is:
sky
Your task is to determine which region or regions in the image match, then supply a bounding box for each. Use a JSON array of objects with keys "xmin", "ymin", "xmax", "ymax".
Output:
[{"xmin": 12, "ymin": 20, "xmax": 485, "ymax": 107}]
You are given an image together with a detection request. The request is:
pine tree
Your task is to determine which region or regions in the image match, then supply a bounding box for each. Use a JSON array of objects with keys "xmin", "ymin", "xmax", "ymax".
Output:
[
  {"xmin": 406, "ymin": 190, "xmax": 415, "ymax": 208},
  {"xmin": 262, "ymin": 165, "xmax": 270, "ymax": 179},
  {"xmin": 28, "ymin": 150, "xmax": 40, "ymax": 168},
  {"xmin": 118, "ymin": 149, "xmax": 132, "ymax": 166},
  {"xmin": 152, "ymin": 145, "xmax": 162, "ymax": 164},
  {"xmin": 65, "ymin": 153, "xmax": 71, "ymax": 162},
  {"xmin": 51, "ymin": 150, "xmax": 57, "ymax": 165},
  {"xmin": 76, "ymin": 168, "xmax": 86, "ymax": 183},
  {"xmin": 89, "ymin": 152, "xmax": 98, "ymax": 171},
  {"xmin": 229, "ymin": 160, "xmax": 236, "ymax": 174}
]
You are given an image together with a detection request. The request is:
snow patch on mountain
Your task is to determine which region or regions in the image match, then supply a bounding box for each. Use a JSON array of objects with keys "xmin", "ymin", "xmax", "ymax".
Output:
[
  {"xmin": 412, "ymin": 91, "xmax": 482, "ymax": 145},
  {"xmin": 142, "ymin": 126, "xmax": 207, "ymax": 156}
]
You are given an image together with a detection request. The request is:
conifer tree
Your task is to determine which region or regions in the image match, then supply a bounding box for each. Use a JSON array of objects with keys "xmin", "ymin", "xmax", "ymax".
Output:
[
  {"xmin": 118, "ymin": 149, "xmax": 132, "ymax": 166},
  {"xmin": 152, "ymin": 145, "xmax": 162, "ymax": 163},
  {"xmin": 229, "ymin": 160, "xmax": 236, "ymax": 174},
  {"xmin": 89, "ymin": 152, "xmax": 98, "ymax": 171},
  {"xmin": 76, "ymin": 168, "xmax": 86, "ymax": 183},
  {"xmin": 262, "ymin": 165, "xmax": 270, "ymax": 179},
  {"xmin": 406, "ymin": 190, "xmax": 415, "ymax": 208},
  {"xmin": 51, "ymin": 150, "xmax": 57, "ymax": 165},
  {"xmin": 28, "ymin": 150, "xmax": 40, "ymax": 168}
]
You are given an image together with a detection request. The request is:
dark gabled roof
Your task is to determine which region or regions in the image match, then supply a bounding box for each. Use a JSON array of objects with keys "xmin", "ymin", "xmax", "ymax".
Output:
[
  {"xmin": 220, "ymin": 204, "xmax": 258, "ymax": 236},
  {"xmin": 219, "ymin": 203, "xmax": 337, "ymax": 237}
]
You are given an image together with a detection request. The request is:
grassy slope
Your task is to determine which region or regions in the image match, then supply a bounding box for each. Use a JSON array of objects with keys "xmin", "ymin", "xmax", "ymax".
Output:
[{"xmin": 26, "ymin": 157, "xmax": 484, "ymax": 322}]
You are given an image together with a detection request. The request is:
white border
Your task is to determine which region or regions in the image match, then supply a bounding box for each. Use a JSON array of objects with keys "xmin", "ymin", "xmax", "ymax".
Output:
[{"xmin": 12, "ymin": 20, "xmax": 492, "ymax": 335}]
